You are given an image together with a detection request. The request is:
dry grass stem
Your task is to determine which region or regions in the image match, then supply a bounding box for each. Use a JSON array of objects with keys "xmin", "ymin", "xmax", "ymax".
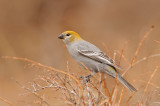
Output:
[
  {"xmin": 122, "ymin": 54, "xmax": 160, "ymax": 76},
  {"xmin": 2, "ymin": 56, "xmax": 84, "ymax": 99},
  {"xmin": 131, "ymin": 26, "xmax": 154, "ymax": 66},
  {"xmin": 154, "ymin": 40, "xmax": 160, "ymax": 44},
  {"xmin": 117, "ymin": 51, "xmax": 130, "ymax": 66},
  {"xmin": 12, "ymin": 78, "xmax": 50, "ymax": 106},
  {"xmin": 139, "ymin": 80, "xmax": 160, "ymax": 88},
  {"xmin": 125, "ymin": 92, "xmax": 136, "ymax": 106},
  {"xmin": 117, "ymin": 88, "xmax": 125, "ymax": 106},
  {"xmin": 0, "ymin": 97, "xmax": 14, "ymax": 106},
  {"xmin": 101, "ymin": 41, "xmax": 112, "ymax": 57},
  {"xmin": 144, "ymin": 66, "xmax": 159, "ymax": 93},
  {"xmin": 139, "ymin": 66, "xmax": 159, "ymax": 105}
]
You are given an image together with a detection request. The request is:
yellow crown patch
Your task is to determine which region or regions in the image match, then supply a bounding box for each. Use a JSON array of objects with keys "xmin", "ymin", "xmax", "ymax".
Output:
[{"xmin": 64, "ymin": 31, "xmax": 82, "ymax": 42}]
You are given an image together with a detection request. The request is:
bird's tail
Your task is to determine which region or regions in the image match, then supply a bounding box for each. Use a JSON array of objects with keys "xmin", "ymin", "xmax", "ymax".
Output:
[{"xmin": 117, "ymin": 74, "xmax": 137, "ymax": 92}]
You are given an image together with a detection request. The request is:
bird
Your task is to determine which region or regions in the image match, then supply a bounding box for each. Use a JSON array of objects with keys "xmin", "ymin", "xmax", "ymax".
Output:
[{"xmin": 58, "ymin": 31, "xmax": 137, "ymax": 92}]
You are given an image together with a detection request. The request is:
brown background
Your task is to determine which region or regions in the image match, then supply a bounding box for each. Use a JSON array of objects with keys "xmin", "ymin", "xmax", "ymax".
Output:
[{"xmin": 0, "ymin": 0, "xmax": 160, "ymax": 105}]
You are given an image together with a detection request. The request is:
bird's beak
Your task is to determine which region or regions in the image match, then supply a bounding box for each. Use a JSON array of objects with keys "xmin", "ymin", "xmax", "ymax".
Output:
[{"xmin": 58, "ymin": 34, "xmax": 64, "ymax": 39}]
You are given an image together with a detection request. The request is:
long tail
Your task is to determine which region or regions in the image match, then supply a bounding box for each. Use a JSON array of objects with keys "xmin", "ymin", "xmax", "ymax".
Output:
[{"xmin": 117, "ymin": 74, "xmax": 137, "ymax": 92}]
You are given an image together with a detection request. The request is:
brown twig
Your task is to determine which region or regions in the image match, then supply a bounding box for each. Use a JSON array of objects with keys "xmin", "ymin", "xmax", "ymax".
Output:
[
  {"xmin": 2, "ymin": 56, "xmax": 84, "ymax": 99},
  {"xmin": 103, "ymin": 77, "xmax": 111, "ymax": 104},
  {"xmin": 12, "ymin": 78, "xmax": 50, "ymax": 106},
  {"xmin": 116, "ymin": 51, "xmax": 130, "ymax": 66},
  {"xmin": 125, "ymin": 92, "xmax": 136, "ymax": 106},
  {"xmin": 122, "ymin": 54, "xmax": 160, "ymax": 76},
  {"xmin": 0, "ymin": 96, "xmax": 14, "ymax": 106},
  {"xmin": 138, "ymin": 80, "xmax": 160, "ymax": 89},
  {"xmin": 131, "ymin": 26, "xmax": 154, "ymax": 67},
  {"xmin": 117, "ymin": 42, "xmax": 127, "ymax": 67},
  {"xmin": 154, "ymin": 40, "xmax": 160, "ymax": 44},
  {"xmin": 139, "ymin": 66, "xmax": 159, "ymax": 105},
  {"xmin": 117, "ymin": 87, "xmax": 125, "ymax": 106},
  {"xmin": 143, "ymin": 66, "xmax": 159, "ymax": 93},
  {"xmin": 111, "ymin": 86, "xmax": 118, "ymax": 106},
  {"xmin": 101, "ymin": 41, "xmax": 112, "ymax": 57}
]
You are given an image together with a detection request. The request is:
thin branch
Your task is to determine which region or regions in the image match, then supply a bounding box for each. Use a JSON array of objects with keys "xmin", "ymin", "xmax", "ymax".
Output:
[
  {"xmin": 117, "ymin": 88, "xmax": 125, "ymax": 106},
  {"xmin": 2, "ymin": 56, "xmax": 84, "ymax": 99},
  {"xmin": 131, "ymin": 26, "xmax": 154, "ymax": 66},
  {"xmin": 0, "ymin": 97, "xmax": 14, "ymax": 106},
  {"xmin": 12, "ymin": 78, "xmax": 50, "ymax": 106},
  {"xmin": 154, "ymin": 40, "xmax": 160, "ymax": 44},
  {"xmin": 122, "ymin": 54, "xmax": 160, "ymax": 76},
  {"xmin": 139, "ymin": 66, "xmax": 159, "ymax": 105}
]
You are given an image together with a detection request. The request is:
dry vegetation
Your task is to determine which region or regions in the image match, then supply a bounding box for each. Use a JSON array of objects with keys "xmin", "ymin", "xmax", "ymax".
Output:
[
  {"xmin": 1, "ymin": 26, "xmax": 160, "ymax": 106},
  {"xmin": 0, "ymin": 0, "xmax": 160, "ymax": 106}
]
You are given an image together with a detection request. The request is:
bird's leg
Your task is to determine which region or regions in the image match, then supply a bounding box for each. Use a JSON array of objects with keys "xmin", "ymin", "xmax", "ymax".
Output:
[{"xmin": 80, "ymin": 74, "xmax": 92, "ymax": 83}]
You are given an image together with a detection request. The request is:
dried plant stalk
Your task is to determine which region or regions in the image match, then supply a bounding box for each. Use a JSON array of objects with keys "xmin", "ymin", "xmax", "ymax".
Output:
[
  {"xmin": 0, "ymin": 96, "xmax": 14, "ymax": 106},
  {"xmin": 2, "ymin": 56, "xmax": 84, "ymax": 99},
  {"xmin": 131, "ymin": 26, "xmax": 154, "ymax": 67}
]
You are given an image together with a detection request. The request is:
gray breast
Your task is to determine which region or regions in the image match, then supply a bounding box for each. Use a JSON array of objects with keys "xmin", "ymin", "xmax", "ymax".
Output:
[{"xmin": 66, "ymin": 40, "xmax": 102, "ymax": 72}]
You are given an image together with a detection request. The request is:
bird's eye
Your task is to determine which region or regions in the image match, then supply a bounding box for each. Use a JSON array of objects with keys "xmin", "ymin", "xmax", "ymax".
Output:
[{"xmin": 66, "ymin": 33, "xmax": 71, "ymax": 36}]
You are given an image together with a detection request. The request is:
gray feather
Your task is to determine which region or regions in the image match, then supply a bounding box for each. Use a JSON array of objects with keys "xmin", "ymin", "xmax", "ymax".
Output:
[
  {"xmin": 78, "ymin": 50, "xmax": 122, "ymax": 70},
  {"xmin": 117, "ymin": 74, "xmax": 137, "ymax": 92}
]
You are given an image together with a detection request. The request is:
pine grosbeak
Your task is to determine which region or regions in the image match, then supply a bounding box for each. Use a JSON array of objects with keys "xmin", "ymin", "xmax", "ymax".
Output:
[{"xmin": 58, "ymin": 31, "xmax": 137, "ymax": 92}]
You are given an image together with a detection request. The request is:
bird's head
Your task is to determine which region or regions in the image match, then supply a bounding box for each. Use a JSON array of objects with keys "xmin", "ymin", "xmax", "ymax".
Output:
[{"xmin": 58, "ymin": 31, "xmax": 82, "ymax": 44}]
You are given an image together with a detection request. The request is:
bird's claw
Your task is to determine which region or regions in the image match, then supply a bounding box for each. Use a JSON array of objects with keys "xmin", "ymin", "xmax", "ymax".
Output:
[{"xmin": 80, "ymin": 75, "xmax": 92, "ymax": 83}]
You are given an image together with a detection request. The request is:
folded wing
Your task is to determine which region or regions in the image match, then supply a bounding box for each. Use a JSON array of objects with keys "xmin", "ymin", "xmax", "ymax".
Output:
[{"xmin": 78, "ymin": 50, "xmax": 122, "ymax": 70}]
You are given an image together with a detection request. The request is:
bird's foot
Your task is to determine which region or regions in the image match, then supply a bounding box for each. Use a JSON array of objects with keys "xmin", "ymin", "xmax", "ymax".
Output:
[{"xmin": 80, "ymin": 75, "xmax": 92, "ymax": 83}]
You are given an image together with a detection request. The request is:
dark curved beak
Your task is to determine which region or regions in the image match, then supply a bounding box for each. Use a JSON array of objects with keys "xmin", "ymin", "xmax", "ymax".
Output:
[{"xmin": 58, "ymin": 34, "xmax": 64, "ymax": 39}]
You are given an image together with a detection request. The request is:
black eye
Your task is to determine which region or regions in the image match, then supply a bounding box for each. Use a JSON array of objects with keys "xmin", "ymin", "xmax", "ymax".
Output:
[{"xmin": 66, "ymin": 33, "xmax": 71, "ymax": 36}]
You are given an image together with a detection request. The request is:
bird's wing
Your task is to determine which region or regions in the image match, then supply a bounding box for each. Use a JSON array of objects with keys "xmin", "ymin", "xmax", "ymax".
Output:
[{"xmin": 78, "ymin": 50, "xmax": 122, "ymax": 70}]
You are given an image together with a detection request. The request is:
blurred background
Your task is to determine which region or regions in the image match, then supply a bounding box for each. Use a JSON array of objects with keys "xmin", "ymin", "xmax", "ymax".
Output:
[{"xmin": 0, "ymin": 0, "xmax": 160, "ymax": 105}]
